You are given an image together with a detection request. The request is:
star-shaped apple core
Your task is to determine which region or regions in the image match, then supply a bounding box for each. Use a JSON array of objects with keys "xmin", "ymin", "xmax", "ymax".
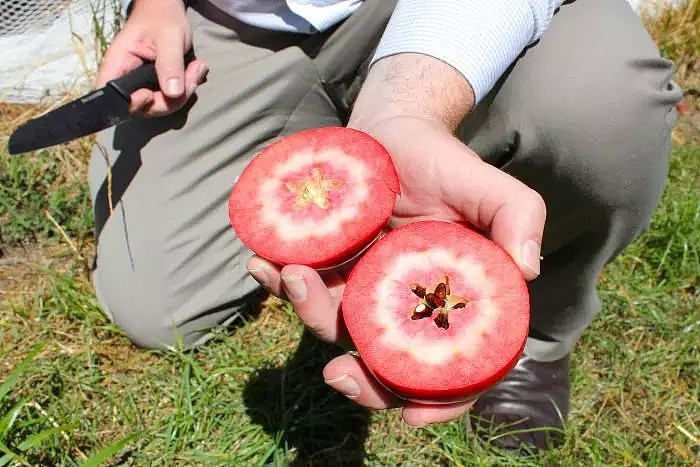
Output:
[{"xmin": 285, "ymin": 166, "xmax": 343, "ymax": 209}]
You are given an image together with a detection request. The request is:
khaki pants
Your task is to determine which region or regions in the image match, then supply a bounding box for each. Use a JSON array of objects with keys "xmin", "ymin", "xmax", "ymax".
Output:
[{"xmin": 89, "ymin": 0, "xmax": 682, "ymax": 360}]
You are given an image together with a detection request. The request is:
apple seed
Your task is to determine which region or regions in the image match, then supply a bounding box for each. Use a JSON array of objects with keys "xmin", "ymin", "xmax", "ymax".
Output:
[{"xmin": 409, "ymin": 275, "xmax": 469, "ymax": 329}]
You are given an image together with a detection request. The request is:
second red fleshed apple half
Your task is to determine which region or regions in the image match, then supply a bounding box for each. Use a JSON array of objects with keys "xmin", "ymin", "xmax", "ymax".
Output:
[{"xmin": 342, "ymin": 220, "xmax": 530, "ymax": 404}]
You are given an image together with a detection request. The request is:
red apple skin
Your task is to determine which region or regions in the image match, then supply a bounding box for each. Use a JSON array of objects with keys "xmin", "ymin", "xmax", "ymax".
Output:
[
  {"xmin": 341, "ymin": 220, "xmax": 530, "ymax": 404},
  {"xmin": 228, "ymin": 127, "xmax": 400, "ymax": 269}
]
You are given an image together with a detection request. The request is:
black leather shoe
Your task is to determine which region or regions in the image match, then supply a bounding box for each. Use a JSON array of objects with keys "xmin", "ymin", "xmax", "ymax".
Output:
[{"xmin": 467, "ymin": 354, "xmax": 570, "ymax": 453}]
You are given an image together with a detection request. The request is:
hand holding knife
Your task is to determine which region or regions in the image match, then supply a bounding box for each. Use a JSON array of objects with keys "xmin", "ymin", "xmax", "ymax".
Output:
[{"xmin": 8, "ymin": 50, "xmax": 197, "ymax": 156}]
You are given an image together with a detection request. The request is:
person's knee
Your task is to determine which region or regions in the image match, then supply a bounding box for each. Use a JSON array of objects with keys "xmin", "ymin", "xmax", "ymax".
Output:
[
  {"xmin": 522, "ymin": 57, "xmax": 680, "ymax": 225},
  {"xmin": 92, "ymin": 269, "xmax": 191, "ymax": 349},
  {"xmin": 92, "ymin": 258, "xmax": 257, "ymax": 350}
]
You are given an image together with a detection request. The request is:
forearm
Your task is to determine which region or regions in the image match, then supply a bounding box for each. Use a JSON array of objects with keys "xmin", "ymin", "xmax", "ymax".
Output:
[
  {"xmin": 350, "ymin": 53, "xmax": 475, "ymax": 132},
  {"xmin": 364, "ymin": 0, "xmax": 566, "ymax": 123}
]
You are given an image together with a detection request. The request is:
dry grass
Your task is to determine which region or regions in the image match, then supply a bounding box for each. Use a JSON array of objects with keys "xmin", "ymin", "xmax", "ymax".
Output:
[
  {"xmin": 644, "ymin": 0, "xmax": 700, "ymax": 143},
  {"xmin": 644, "ymin": 0, "xmax": 699, "ymax": 87}
]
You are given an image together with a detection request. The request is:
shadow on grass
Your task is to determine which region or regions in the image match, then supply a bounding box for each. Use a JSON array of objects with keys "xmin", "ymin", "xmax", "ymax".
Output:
[{"xmin": 243, "ymin": 330, "xmax": 370, "ymax": 466}]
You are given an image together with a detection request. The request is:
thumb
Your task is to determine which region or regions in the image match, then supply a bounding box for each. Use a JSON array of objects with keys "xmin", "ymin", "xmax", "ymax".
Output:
[
  {"xmin": 486, "ymin": 182, "xmax": 546, "ymax": 280},
  {"xmin": 154, "ymin": 28, "xmax": 188, "ymax": 98},
  {"xmin": 441, "ymin": 140, "xmax": 546, "ymax": 280}
]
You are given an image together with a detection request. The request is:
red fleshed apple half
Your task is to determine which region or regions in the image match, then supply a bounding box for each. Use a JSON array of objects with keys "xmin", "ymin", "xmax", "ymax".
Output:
[
  {"xmin": 229, "ymin": 127, "xmax": 400, "ymax": 268},
  {"xmin": 342, "ymin": 220, "xmax": 530, "ymax": 404}
]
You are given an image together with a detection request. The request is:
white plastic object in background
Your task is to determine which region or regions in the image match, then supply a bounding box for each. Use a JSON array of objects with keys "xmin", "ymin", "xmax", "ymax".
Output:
[{"xmin": 0, "ymin": 0, "xmax": 121, "ymax": 104}]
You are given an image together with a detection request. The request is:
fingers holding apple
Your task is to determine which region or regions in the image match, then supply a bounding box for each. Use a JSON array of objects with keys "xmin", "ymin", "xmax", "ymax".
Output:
[
  {"xmin": 281, "ymin": 263, "xmax": 353, "ymax": 349},
  {"xmin": 322, "ymin": 353, "xmax": 475, "ymax": 427},
  {"xmin": 322, "ymin": 353, "xmax": 475, "ymax": 426},
  {"xmin": 243, "ymin": 260, "xmax": 475, "ymax": 426},
  {"xmin": 244, "ymin": 257, "xmax": 406, "ymax": 414}
]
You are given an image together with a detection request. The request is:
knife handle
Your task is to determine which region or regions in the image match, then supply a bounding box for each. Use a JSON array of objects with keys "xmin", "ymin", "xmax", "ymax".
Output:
[{"xmin": 108, "ymin": 49, "xmax": 197, "ymax": 100}]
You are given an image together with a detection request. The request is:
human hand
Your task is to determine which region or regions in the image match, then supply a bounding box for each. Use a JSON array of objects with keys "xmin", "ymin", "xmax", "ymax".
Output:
[
  {"xmin": 348, "ymin": 115, "xmax": 546, "ymax": 281},
  {"xmin": 347, "ymin": 53, "xmax": 546, "ymax": 281},
  {"xmin": 245, "ymin": 54, "xmax": 546, "ymax": 427},
  {"xmin": 245, "ymin": 116, "xmax": 546, "ymax": 425},
  {"xmin": 95, "ymin": 0, "xmax": 208, "ymax": 117}
]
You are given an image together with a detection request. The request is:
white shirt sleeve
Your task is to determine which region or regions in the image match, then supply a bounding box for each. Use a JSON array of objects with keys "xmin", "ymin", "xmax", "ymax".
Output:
[{"xmin": 371, "ymin": 0, "xmax": 566, "ymax": 104}]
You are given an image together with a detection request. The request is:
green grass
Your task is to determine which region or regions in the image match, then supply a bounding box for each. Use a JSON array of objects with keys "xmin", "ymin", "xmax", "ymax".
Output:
[
  {"xmin": 0, "ymin": 146, "xmax": 93, "ymax": 246},
  {"xmin": 1, "ymin": 4, "xmax": 699, "ymax": 465},
  {"xmin": 0, "ymin": 140, "xmax": 697, "ymax": 465}
]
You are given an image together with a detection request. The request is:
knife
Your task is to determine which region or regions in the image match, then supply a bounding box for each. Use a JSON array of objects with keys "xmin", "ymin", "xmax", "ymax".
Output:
[{"xmin": 8, "ymin": 50, "xmax": 196, "ymax": 155}]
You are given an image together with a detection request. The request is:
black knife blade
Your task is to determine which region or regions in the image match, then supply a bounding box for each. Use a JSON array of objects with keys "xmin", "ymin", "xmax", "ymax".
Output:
[{"xmin": 8, "ymin": 50, "xmax": 195, "ymax": 155}]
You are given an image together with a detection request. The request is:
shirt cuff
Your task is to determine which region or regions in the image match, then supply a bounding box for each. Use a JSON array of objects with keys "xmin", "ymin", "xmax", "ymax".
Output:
[{"xmin": 371, "ymin": 0, "xmax": 556, "ymax": 104}]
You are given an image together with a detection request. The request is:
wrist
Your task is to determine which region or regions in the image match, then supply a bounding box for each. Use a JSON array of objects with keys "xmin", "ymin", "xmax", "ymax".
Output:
[{"xmin": 350, "ymin": 53, "xmax": 475, "ymax": 133}]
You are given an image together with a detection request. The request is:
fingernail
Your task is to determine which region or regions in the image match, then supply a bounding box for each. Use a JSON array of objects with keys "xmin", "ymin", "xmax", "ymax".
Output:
[
  {"xmin": 166, "ymin": 78, "xmax": 182, "ymax": 96},
  {"xmin": 247, "ymin": 268, "xmax": 269, "ymax": 288},
  {"xmin": 324, "ymin": 374, "xmax": 360, "ymax": 399},
  {"xmin": 522, "ymin": 239, "xmax": 542, "ymax": 276},
  {"xmin": 282, "ymin": 274, "xmax": 307, "ymax": 302}
]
